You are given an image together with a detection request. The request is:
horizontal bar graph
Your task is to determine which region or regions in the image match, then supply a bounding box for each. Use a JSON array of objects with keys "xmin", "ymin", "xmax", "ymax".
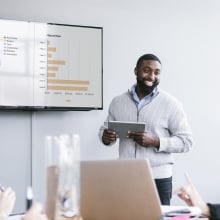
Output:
[
  {"xmin": 47, "ymin": 73, "xmax": 56, "ymax": 77},
  {"xmin": 47, "ymin": 40, "xmax": 90, "ymax": 92},
  {"xmin": 47, "ymin": 79, "xmax": 90, "ymax": 85},
  {"xmin": 47, "ymin": 47, "xmax": 56, "ymax": 52},
  {"xmin": 47, "ymin": 85, "xmax": 88, "ymax": 91},
  {"xmin": 47, "ymin": 66, "xmax": 59, "ymax": 71},
  {"xmin": 47, "ymin": 60, "xmax": 65, "ymax": 65}
]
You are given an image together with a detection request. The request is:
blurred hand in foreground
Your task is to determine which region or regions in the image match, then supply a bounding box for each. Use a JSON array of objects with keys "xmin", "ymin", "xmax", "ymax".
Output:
[
  {"xmin": 0, "ymin": 187, "xmax": 16, "ymax": 220},
  {"xmin": 22, "ymin": 203, "xmax": 48, "ymax": 220},
  {"xmin": 174, "ymin": 172, "xmax": 210, "ymax": 217}
]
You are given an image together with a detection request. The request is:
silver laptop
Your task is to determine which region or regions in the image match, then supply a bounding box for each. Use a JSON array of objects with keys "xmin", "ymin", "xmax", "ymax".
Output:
[{"xmin": 80, "ymin": 159, "xmax": 163, "ymax": 220}]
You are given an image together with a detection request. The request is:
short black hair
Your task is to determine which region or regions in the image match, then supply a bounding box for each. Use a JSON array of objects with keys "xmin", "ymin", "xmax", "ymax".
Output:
[{"xmin": 136, "ymin": 54, "xmax": 161, "ymax": 69}]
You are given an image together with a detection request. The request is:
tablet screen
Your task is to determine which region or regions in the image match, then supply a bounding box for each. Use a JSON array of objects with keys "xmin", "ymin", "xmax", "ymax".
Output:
[{"xmin": 108, "ymin": 121, "xmax": 146, "ymax": 139}]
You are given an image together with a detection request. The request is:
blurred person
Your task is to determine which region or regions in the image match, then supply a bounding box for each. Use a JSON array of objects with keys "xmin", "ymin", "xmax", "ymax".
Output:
[{"xmin": 175, "ymin": 173, "xmax": 220, "ymax": 220}]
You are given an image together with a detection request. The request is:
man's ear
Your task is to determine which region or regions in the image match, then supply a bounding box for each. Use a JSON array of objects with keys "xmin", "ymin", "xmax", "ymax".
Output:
[{"xmin": 134, "ymin": 67, "xmax": 138, "ymax": 76}]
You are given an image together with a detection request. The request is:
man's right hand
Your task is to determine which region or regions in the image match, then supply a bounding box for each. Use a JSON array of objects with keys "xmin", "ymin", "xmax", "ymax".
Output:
[{"xmin": 102, "ymin": 129, "xmax": 117, "ymax": 145}]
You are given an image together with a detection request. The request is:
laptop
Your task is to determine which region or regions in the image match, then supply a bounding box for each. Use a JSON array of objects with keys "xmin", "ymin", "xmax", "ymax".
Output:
[{"xmin": 80, "ymin": 159, "xmax": 163, "ymax": 220}]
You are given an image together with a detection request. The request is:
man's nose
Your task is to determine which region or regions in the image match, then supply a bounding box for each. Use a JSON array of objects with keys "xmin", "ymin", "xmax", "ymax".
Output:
[{"xmin": 148, "ymin": 71, "xmax": 156, "ymax": 81}]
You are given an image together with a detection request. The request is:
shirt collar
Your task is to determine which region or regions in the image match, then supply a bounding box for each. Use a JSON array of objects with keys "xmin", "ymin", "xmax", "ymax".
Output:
[{"xmin": 129, "ymin": 83, "xmax": 157, "ymax": 102}]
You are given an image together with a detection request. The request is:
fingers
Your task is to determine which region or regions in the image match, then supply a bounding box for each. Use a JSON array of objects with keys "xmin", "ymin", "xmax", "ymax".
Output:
[
  {"xmin": 104, "ymin": 129, "xmax": 115, "ymax": 136},
  {"xmin": 0, "ymin": 187, "xmax": 16, "ymax": 203},
  {"xmin": 173, "ymin": 187, "xmax": 187, "ymax": 197},
  {"xmin": 127, "ymin": 131, "xmax": 141, "ymax": 135},
  {"xmin": 173, "ymin": 187, "xmax": 193, "ymax": 206},
  {"xmin": 4, "ymin": 187, "xmax": 15, "ymax": 197},
  {"xmin": 102, "ymin": 129, "xmax": 117, "ymax": 145},
  {"xmin": 178, "ymin": 187, "xmax": 190, "ymax": 198},
  {"xmin": 173, "ymin": 172, "xmax": 192, "ymax": 199},
  {"xmin": 127, "ymin": 131, "xmax": 143, "ymax": 139},
  {"xmin": 173, "ymin": 172, "xmax": 197, "ymax": 207}
]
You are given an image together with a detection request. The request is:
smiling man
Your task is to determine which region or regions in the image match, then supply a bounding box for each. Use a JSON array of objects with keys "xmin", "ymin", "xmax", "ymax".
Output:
[{"xmin": 99, "ymin": 53, "xmax": 193, "ymax": 205}]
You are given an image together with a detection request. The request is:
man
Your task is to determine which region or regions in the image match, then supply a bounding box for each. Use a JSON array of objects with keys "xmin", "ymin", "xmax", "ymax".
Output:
[{"xmin": 99, "ymin": 53, "xmax": 193, "ymax": 205}]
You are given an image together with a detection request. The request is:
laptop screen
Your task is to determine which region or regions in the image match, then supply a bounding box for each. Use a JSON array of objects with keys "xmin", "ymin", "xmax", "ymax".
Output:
[{"xmin": 80, "ymin": 159, "xmax": 162, "ymax": 220}]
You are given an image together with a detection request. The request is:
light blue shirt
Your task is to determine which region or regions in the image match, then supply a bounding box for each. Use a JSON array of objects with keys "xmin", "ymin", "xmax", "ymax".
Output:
[{"xmin": 130, "ymin": 84, "xmax": 155, "ymax": 111}]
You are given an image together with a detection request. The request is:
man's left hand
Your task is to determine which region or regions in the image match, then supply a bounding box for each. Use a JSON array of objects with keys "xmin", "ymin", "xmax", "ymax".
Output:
[{"xmin": 127, "ymin": 131, "xmax": 160, "ymax": 149}]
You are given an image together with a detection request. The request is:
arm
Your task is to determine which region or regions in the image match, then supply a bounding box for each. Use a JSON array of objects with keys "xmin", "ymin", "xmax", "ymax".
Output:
[
  {"xmin": 98, "ymin": 99, "xmax": 118, "ymax": 146},
  {"xmin": 127, "ymin": 99, "xmax": 193, "ymax": 152},
  {"xmin": 158, "ymin": 101, "xmax": 193, "ymax": 153}
]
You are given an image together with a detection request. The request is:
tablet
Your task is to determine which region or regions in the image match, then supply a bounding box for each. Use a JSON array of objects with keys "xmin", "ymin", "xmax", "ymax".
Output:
[{"xmin": 107, "ymin": 121, "xmax": 146, "ymax": 139}]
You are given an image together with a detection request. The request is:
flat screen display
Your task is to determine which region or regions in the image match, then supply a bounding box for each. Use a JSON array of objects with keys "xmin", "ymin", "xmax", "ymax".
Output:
[{"xmin": 0, "ymin": 19, "xmax": 103, "ymax": 110}]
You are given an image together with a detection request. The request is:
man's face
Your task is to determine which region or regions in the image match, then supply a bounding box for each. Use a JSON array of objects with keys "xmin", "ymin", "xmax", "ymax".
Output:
[{"xmin": 135, "ymin": 59, "xmax": 161, "ymax": 94}]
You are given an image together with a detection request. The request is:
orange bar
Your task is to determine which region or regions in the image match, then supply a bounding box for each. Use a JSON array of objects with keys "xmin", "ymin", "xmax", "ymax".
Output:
[
  {"xmin": 47, "ymin": 73, "xmax": 56, "ymax": 77},
  {"xmin": 48, "ymin": 85, "xmax": 88, "ymax": 91},
  {"xmin": 48, "ymin": 47, "xmax": 56, "ymax": 52},
  {"xmin": 48, "ymin": 60, "xmax": 66, "ymax": 65},
  {"xmin": 48, "ymin": 53, "xmax": 52, "ymax": 58},
  {"xmin": 47, "ymin": 66, "xmax": 59, "ymax": 71},
  {"xmin": 47, "ymin": 79, "xmax": 90, "ymax": 85}
]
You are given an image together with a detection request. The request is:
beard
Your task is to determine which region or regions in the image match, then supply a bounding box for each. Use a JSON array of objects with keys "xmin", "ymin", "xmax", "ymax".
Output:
[{"xmin": 136, "ymin": 77, "xmax": 159, "ymax": 95}]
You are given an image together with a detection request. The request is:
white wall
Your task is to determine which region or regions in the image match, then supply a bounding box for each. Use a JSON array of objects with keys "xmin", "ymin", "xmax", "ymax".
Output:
[
  {"xmin": 0, "ymin": 0, "xmax": 220, "ymax": 213},
  {"xmin": 0, "ymin": 112, "xmax": 32, "ymax": 213}
]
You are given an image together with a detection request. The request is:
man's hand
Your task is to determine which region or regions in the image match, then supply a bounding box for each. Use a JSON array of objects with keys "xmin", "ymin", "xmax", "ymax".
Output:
[
  {"xmin": 102, "ymin": 129, "xmax": 118, "ymax": 145},
  {"xmin": 127, "ymin": 131, "xmax": 160, "ymax": 149}
]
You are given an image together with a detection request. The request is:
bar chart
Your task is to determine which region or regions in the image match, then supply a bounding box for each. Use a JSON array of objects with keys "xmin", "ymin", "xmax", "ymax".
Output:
[{"xmin": 47, "ymin": 40, "xmax": 90, "ymax": 93}]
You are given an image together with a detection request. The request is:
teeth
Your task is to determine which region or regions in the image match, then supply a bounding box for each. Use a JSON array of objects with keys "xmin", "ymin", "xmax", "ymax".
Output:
[
  {"xmin": 145, "ymin": 81, "xmax": 153, "ymax": 86},
  {"xmin": 146, "ymin": 81, "xmax": 154, "ymax": 84}
]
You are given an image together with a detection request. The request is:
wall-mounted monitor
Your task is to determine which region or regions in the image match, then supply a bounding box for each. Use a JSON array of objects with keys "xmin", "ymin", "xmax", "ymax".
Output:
[{"xmin": 0, "ymin": 19, "xmax": 103, "ymax": 111}]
